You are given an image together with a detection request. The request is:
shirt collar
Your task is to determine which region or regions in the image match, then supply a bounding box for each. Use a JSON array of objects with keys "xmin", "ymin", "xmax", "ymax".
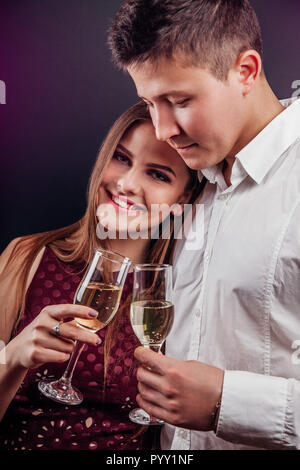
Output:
[{"xmin": 198, "ymin": 97, "xmax": 300, "ymax": 186}]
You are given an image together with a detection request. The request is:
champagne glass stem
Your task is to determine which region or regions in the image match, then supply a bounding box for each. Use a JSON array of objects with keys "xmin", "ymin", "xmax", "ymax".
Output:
[
  {"xmin": 148, "ymin": 344, "xmax": 162, "ymax": 425},
  {"xmin": 38, "ymin": 248, "xmax": 131, "ymax": 405},
  {"xmin": 60, "ymin": 340, "xmax": 85, "ymax": 385}
]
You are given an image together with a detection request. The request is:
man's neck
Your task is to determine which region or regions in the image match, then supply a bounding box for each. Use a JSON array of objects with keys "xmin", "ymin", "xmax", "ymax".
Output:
[
  {"xmin": 223, "ymin": 81, "xmax": 285, "ymax": 187},
  {"xmin": 222, "ymin": 159, "xmax": 234, "ymax": 188}
]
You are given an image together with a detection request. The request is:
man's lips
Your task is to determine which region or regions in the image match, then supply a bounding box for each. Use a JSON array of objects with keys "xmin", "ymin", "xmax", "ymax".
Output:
[
  {"xmin": 173, "ymin": 143, "xmax": 198, "ymax": 155},
  {"xmin": 168, "ymin": 140, "xmax": 198, "ymax": 152}
]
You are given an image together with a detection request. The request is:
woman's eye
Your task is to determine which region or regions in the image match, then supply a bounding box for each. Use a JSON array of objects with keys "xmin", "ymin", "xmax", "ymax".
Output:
[
  {"xmin": 113, "ymin": 152, "xmax": 130, "ymax": 165},
  {"xmin": 148, "ymin": 170, "xmax": 171, "ymax": 183}
]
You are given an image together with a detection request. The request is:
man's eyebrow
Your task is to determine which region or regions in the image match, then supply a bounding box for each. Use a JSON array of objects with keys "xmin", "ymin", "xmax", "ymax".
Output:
[{"xmin": 139, "ymin": 91, "xmax": 189, "ymax": 101}]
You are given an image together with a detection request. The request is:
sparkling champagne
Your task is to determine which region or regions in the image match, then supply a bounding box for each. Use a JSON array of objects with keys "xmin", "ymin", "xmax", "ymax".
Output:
[
  {"xmin": 75, "ymin": 282, "xmax": 122, "ymax": 331},
  {"xmin": 130, "ymin": 300, "xmax": 174, "ymax": 348}
]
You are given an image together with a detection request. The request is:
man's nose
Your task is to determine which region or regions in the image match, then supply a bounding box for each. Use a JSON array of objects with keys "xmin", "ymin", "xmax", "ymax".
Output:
[{"xmin": 152, "ymin": 106, "xmax": 181, "ymax": 142}]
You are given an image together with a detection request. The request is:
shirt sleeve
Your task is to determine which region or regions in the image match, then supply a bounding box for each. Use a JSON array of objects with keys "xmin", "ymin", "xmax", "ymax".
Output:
[{"xmin": 216, "ymin": 370, "xmax": 300, "ymax": 449}]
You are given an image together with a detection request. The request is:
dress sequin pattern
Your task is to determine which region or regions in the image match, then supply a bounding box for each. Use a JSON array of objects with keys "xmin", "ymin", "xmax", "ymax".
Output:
[{"xmin": 0, "ymin": 247, "xmax": 148, "ymax": 450}]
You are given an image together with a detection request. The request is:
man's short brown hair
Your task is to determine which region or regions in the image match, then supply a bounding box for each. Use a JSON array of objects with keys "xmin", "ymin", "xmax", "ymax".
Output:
[{"xmin": 108, "ymin": 0, "xmax": 263, "ymax": 81}]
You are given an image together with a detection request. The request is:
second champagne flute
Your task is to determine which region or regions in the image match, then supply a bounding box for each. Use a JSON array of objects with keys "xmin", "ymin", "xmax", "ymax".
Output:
[
  {"xmin": 129, "ymin": 264, "xmax": 174, "ymax": 426},
  {"xmin": 38, "ymin": 248, "xmax": 131, "ymax": 405}
]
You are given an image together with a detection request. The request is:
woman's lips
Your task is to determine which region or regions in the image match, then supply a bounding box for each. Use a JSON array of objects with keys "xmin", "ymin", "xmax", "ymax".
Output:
[
  {"xmin": 105, "ymin": 191, "xmax": 146, "ymax": 213},
  {"xmin": 110, "ymin": 191, "xmax": 136, "ymax": 207}
]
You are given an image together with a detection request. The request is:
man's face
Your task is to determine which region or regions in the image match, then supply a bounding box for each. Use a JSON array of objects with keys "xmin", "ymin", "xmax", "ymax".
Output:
[{"xmin": 128, "ymin": 57, "xmax": 246, "ymax": 171}]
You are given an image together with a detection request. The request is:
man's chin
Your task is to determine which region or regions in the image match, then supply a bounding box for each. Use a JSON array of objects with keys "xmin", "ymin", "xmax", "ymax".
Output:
[
  {"xmin": 179, "ymin": 147, "xmax": 218, "ymax": 171},
  {"xmin": 180, "ymin": 153, "xmax": 208, "ymax": 171}
]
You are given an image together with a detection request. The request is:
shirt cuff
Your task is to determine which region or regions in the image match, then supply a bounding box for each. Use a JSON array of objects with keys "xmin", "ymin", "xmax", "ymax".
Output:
[{"xmin": 216, "ymin": 370, "xmax": 289, "ymax": 449}]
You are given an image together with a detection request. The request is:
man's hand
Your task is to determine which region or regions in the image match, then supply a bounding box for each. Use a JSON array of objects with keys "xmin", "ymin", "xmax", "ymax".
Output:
[{"xmin": 134, "ymin": 347, "xmax": 224, "ymax": 431}]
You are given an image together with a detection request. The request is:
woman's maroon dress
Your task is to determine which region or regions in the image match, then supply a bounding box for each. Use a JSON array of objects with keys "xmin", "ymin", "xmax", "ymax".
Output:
[{"xmin": 0, "ymin": 247, "xmax": 149, "ymax": 450}]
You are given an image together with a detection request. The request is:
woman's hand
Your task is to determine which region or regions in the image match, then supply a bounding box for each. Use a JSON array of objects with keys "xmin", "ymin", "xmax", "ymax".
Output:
[{"xmin": 7, "ymin": 304, "xmax": 100, "ymax": 370}]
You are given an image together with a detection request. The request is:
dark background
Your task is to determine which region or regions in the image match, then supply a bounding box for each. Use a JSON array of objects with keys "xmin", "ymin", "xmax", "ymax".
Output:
[{"xmin": 1, "ymin": 0, "xmax": 300, "ymax": 252}]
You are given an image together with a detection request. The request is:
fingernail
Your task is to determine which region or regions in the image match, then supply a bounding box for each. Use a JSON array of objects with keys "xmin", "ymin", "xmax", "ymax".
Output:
[
  {"xmin": 96, "ymin": 337, "xmax": 102, "ymax": 346},
  {"xmin": 88, "ymin": 310, "xmax": 98, "ymax": 318}
]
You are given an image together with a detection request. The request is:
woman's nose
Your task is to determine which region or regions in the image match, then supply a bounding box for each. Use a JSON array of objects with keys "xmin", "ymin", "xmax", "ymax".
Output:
[{"xmin": 117, "ymin": 168, "xmax": 142, "ymax": 195}]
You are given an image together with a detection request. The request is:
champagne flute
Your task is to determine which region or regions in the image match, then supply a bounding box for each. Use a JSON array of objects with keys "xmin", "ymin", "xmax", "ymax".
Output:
[
  {"xmin": 38, "ymin": 248, "xmax": 131, "ymax": 405},
  {"xmin": 129, "ymin": 264, "xmax": 174, "ymax": 425}
]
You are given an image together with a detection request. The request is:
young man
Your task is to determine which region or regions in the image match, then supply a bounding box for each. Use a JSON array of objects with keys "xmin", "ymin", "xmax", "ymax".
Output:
[{"xmin": 109, "ymin": 0, "xmax": 300, "ymax": 449}]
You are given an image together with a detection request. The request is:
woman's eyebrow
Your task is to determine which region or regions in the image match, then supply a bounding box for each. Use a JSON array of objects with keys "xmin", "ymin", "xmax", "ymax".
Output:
[
  {"xmin": 116, "ymin": 143, "xmax": 132, "ymax": 156},
  {"xmin": 117, "ymin": 143, "xmax": 175, "ymax": 177},
  {"xmin": 146, "ymin": 163, "xmax": 176, "ymax": 177}
]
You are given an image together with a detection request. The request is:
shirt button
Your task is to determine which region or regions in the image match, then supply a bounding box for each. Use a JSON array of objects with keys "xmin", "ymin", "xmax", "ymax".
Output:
[
  {"xmin": 218, "ymin": 194, "xmax": 228, "ymax": 201},
  {"xmin": 179, "ymin": 429, "xmax": 188, "ymax": 438}
]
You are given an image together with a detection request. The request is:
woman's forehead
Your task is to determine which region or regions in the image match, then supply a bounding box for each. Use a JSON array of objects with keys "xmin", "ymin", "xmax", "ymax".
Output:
[{"xmin": 120, "ymin": 120, "xmax": 189, "ymax": 170}]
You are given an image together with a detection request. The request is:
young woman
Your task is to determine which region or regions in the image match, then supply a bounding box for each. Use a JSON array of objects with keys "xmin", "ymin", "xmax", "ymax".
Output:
[{"xmin": 0, "ymin": 102, "xmax": 203, "ymax": 450}]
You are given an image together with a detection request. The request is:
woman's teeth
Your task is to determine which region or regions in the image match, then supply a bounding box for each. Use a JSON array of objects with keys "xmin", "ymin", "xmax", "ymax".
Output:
[
  {"xmin": 109, "ymin": 192, "xmax": 146, "ymax": 211},
  {"xmin": 111, "ymin": 194, "xmax": 131, "ymax": 209}
]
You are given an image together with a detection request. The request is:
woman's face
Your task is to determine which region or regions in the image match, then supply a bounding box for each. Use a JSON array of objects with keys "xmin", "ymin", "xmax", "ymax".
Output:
[{"xmin": 97, "ymin": 120, "xmax": 192, "ymax": 238}]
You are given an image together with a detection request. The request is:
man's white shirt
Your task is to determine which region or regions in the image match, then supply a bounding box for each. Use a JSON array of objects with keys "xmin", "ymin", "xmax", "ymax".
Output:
[{"xmin": 161, "ymin": 97, "xmax": 300, "ymax": 450}]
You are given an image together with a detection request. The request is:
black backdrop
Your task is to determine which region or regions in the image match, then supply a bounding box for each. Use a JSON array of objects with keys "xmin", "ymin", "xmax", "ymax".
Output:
[{"xmin": 1, "ymin": 0, "xmax": 300, "ymax": 252}]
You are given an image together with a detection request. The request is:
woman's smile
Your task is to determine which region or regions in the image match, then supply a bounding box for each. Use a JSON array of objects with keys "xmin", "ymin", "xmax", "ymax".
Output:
[
  {"xmin": 105, "ymin": 190, "xmax": 146, "ymax": 214},
  {"xmin": 97, "ymin": 120, "xmax": 192, "ymax": 237}
]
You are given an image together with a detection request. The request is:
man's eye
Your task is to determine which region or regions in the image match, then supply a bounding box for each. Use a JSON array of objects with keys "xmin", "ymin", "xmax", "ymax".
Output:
[
  {"xmin": 143, "ymin": 100, "xmax": 153, "ymax": 109},
  {"xmin": 174, "ymin": 99, "xmax": 189, "ymax": 107},
  {"xmin": 148, "ymin": 170, "xmax": 170, "ymax": 183},
  {"xmin": 113, "ymin": 152, "xmax": 130, "ymax": 164}
]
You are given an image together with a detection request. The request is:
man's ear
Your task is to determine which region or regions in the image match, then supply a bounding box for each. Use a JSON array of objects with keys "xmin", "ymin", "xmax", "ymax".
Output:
[{"xmin": 233, "ymin": 49, "xmax": 262, "ymax": 96}]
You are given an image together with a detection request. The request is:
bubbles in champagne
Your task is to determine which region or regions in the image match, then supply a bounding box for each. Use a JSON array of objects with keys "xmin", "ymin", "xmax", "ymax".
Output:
[
  {"xmin": 130, "ymin": 300, "xmax": 174, "ymax": 348},
  {"xmin": 74, "ymin": 282, "xmax": 122, "ymax": 332}
]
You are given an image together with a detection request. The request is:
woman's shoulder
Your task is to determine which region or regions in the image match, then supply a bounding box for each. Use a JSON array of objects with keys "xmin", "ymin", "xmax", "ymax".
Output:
[
  {"xmin": 0, "ymin": 237, "xmax": 46, "ymax": 289},
  {"xmin": 0, "ymin": 238, "xmax": 46, "ymax": 342},
  {"xmin": 0, "ymin": 237, "xmax": 24, "ymax": 275}
]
